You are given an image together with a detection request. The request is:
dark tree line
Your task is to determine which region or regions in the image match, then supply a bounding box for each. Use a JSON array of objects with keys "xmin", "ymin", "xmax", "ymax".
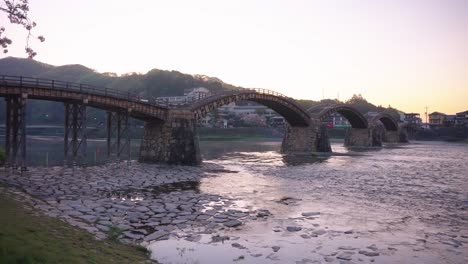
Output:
[
  {"xmin": 0, "ymin": 57, "xmax": 403, "ymax": 125},
  {"xmin": 0, "ymin": 57, "xmax": 241, "ymax": 124}
]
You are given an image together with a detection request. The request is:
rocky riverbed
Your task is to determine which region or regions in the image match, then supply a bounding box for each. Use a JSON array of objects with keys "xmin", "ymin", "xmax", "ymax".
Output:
[
  {"xmin": 1, "ymin": 141, "xmax": 468, "ymax": 263},
  {"xmin": 0, "ymin": 162, "xmax": 273, "ymax": 245}
]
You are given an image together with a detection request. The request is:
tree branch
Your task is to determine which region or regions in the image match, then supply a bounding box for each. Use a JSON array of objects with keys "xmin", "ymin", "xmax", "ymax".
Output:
[{"xmin": 0, "ymin": 0, "xmax": 44, "ymax": 58}]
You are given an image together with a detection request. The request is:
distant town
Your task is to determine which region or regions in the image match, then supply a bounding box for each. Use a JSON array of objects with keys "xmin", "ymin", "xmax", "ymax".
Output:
[{"xmin": 159, "ymin": 87, "xmax": 468, "ymax": 130}]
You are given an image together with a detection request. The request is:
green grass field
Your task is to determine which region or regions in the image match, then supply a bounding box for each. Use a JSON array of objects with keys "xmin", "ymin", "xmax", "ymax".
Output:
[{"xmin": 0, "ymin": 190, "xmax": 152, "ymax": 264}]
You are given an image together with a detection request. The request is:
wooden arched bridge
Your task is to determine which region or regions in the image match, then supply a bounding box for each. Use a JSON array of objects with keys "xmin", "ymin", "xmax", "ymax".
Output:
[{"xmin": 0, "ymin": 75, "xmax": 406, "ymax": 169}]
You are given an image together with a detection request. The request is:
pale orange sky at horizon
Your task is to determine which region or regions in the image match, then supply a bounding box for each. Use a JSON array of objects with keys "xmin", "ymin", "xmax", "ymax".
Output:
[{"xmin": 1, "ymin": 0, "xmax": 467, "ymax": 117}]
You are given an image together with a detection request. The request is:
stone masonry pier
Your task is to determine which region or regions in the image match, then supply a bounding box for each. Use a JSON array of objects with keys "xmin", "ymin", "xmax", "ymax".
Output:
[
  {"xmin": 139, "ymin": 110, "xmax": 201, "ymax": 166},
  {"xmin": 344, "ymin": 128, "xmax": 373, "ymax": 147},
  {"xmin": 385, "ymin": 130, "xmax": 399, "ymax": 143},
  {"xmin": 281, "ymin": 122, "xmax": 319, "ymax": 154}
]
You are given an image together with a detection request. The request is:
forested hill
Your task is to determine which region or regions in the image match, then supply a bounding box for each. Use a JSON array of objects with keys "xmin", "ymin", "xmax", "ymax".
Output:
[
  {"xmin": 0, "ymin": 57, "xmax": 401, "ymax": 124},
  {"xmin": 0, "ymin": 57, "xmax": 241, "ymax": 98}
]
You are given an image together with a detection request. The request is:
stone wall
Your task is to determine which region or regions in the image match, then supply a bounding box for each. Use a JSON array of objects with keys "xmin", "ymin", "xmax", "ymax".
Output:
[
  {"xmin": 281, "ymin": 121, "xmax": 318, "ymax": 154},
  {"xmin": 370, "ymin": 123, "xmax": 409, "ymax": 145},
  {"xmin": 139, "ymin": 117, "xmax": 201, "ymax": 166},
  {"xmin": 384, "ymin": 130, "xmax": 399, "ymax": 143},
  {"xmin": 344, "ymin": 128, "xmax": 373, "ymax": 147},
  {"xmin": 371, "ymin": 125, "xmax": 384, "ymax": 147},
  {"xmin": 398, "ymin": 129, "xmax": 409, "ymax": 143},
  {"xmin": 315, "ymin": 124, "xmax": 332, "ymax": 152}
]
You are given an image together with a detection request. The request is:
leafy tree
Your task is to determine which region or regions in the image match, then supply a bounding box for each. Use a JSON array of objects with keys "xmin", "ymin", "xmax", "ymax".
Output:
[
  {"xmin": 296, "ymin": 99, "xmax": 319, "ymax": 109},
  {"xmin": 345, "ymin": 94, "xmax": 382, "ymax": 114},
  {"xmin": 320, "ymin": 99, "xmax": 341, "ymax": 105},
  {"xmin": 385, "ymin": 106, "xmax": 403, "ymax": 122},
  {"xmin": 346, "ymin": 94, "xmax": 368, "ymax": 105},
  {"xmin": 241, "ymin": 114, "xmax": 266, "ymax": 127},
  {"xmin": 1, "ymin": 0, "xmax": 45, "ymax": 58},
  {"xmin": 255, "ymin": 108, "xmax": 266, "ymax": 115}
]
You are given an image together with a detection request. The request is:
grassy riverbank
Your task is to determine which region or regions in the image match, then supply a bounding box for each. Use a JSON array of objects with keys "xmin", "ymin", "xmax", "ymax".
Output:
[{"xmin": 0, "ymin": 189, "xmax": 152, "ymax": 264}]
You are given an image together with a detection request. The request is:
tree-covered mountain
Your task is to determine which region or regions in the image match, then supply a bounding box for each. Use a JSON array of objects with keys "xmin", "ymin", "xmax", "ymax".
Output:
[
  {"xmin": 0, "ymin": 57, "xmax": 241, "ymax": 98},
  {"xmin": 0, "ymin": 57, "xmax": 401, "ymax": 124},
  {"xmin": 0, "ymin": 57, "xmax": 247, "ymax": 124}
]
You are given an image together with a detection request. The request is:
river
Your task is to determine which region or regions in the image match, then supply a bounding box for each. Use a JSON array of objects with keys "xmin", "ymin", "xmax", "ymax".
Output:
[
  {"xmin": 1, "ymin": 136, "xmax": 467, "ymax": 263},
  {"xmin": 148, "ymin": 140, "xmax": 468, "ymax": 264}
]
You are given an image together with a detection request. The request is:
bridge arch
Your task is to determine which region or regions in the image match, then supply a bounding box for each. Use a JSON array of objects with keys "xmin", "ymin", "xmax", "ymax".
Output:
[
  {"xmin": 187, "ymin": 89, "xmax": 312, "ymax": 127},
  {"xmin": 312, "ymin": 104, "xmax": 368, "ymax": 129},
  {"xmin": 369, "ymin": 113, "xmax": 399, "ymax": 131}
]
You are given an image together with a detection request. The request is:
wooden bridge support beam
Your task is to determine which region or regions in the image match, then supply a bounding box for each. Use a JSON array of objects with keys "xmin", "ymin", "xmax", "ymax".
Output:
[
  {"xmin": 106, "ymin": 110, "xmax": 131, "ymax": 162},
  {"xmin": 3, "ymin": 94, "xmax": 27, "ymax": 171},
  {"xmin": 64, "ymin": 101, "xmax": 88, "ymax": 166}
]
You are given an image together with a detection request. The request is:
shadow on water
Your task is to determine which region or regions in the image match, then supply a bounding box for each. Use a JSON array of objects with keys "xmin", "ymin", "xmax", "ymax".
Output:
[
  {"xmin": 102, "ymin": 181, "xmax": 200, "ymax": 200},
  {"xmin": 344, "ymin": 143, "xmax": 409, "ymax": 153},
  {"xmin": 281, "ymin": 154, "xmax": 329, "ymax": 166},
  {"xmin": 344, "ymin": 146, "xmax": 384, "ymax": 153}
]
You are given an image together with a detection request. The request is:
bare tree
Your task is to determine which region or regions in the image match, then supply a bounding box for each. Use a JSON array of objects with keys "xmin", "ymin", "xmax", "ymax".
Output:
[{"xmin": 0, "ymin": 0, "xmax": 44, "ymax": 58}]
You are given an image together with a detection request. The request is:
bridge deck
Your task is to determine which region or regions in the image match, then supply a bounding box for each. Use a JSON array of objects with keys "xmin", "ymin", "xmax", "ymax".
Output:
[{"xmin": 0, "ymin": 75, "xmax": 168, "ymax": 121}]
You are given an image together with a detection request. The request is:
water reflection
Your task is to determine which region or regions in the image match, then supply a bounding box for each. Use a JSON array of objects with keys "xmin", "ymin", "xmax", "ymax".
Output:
[
  {"xmin": 0, "ymin": 136, "xmax": 353, "ymax": 167},
  {"xmin": 281, "ymin": 154, "xmax": 328, "ymax": 166},
  {"xmin": 172, "ymin": 141, "xmax": 468, "ymax": 264},
  {"xmin": 200, "ymin": 140, "xmax": 281, "ymax": 160},
  {"xmin": 0, "ymin": 136, "xmax": 141, "ymax": 166},
  {"xmin": 344, "ymin": 146, "xmax": 383, "ymax": 153}
]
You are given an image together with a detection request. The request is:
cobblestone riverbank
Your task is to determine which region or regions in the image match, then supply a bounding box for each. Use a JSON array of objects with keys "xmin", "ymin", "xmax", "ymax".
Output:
[{"xmin": 0, "ymin": 162, "xmax": 270, "ymax": 245}]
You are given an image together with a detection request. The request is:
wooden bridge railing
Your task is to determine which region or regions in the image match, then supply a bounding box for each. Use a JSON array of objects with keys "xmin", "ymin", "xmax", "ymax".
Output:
[
  {"xmin": 0, "ymin": 75, "xmax": 169, "ymax": 108},
  {"xmin": 171, "ymin": 87, "xmax": 294, "ymax": 107},
  {"xmin": 0, "ymin": 75, "xmax": 305, "ymax": 114}
]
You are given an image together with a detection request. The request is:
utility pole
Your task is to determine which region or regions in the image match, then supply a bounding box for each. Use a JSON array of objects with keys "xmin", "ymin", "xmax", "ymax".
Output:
[{"xmin": 424, "ymin": 106, "xmax": 429, "ymax": 128}]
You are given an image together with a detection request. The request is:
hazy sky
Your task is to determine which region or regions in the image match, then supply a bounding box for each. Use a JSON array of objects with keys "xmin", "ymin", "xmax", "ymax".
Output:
[{"xmin": 2, "ymin": 0, "xmax": 467, "ymax": 116}]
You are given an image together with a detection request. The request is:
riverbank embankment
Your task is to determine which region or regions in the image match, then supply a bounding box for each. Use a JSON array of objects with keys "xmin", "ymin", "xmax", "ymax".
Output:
[
  {"xmin": 0, "ymin": 163, "xmax": 270, "ymax": 250},
  {"xmin": 0, "ymin": 184, "xmax": 153, "ymax": 264}
]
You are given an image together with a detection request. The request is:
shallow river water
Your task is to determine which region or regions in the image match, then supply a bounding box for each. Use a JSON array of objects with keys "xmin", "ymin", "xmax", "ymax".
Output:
[
  {"xmin": 1, "ymin": 137, "xmax": 467, "ymax": 263},
  {"xmin": 150, "ymin": 140, "xmax": 468, "ymax": 264}
]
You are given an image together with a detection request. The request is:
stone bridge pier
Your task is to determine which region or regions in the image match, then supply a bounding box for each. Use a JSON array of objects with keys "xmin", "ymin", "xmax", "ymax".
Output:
[
  {"xmin": 344, "ymin": 128, "xmax": 373, "ymax": 147},
  {"xmin": 384, "ymin": 130, "xmax": 399, "ymax": 143},
  {"xmin": 371, "ymin": 124, "xmax": 408, "ymax": 145},
  {"xmin": 347, "ymin": 125, "xmax": 407, "ymax": 148},
  {"xmin": 281, "ymin": 120, "xmax": 319, "ymax": 154},
  {"xmin": 312, "ymin": 124, "xmax": 332, "ymax": 152},
  {"xmin": 139, "ymin": 110, "xmax": 201, "ymax": 165},
  {"xmin": 398, "ymin": 128, "xmax": 409, "ymax": 143},
  {"xmin": 141, "ymin": 112, "xmax": 322, "ymax": 165}
]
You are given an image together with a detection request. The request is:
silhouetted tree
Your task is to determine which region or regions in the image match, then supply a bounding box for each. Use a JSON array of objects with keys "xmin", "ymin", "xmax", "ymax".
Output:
[
  {"xmin": 241, "ymin": 114, "xmax": 267, "ymax": 127},
  {"xmin": 346, "ymin": 94, "xmax": 368, "ymax": 105},
  {"xmin": 1, "ymin": 0, "xmax": 44, "ymax": 58}
]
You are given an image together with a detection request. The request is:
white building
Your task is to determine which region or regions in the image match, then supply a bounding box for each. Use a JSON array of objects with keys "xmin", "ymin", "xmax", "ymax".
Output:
[
  {"xmin": 217, "ymin": 102, "xmax": 276, "ymax": 116},
  {"xmin": 185, "ymin": 87, "xmax": 210, "ymax": 101},
  {"xmin": 158, "ymin": 87, "xmax": 211, "ymax": 105}
]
